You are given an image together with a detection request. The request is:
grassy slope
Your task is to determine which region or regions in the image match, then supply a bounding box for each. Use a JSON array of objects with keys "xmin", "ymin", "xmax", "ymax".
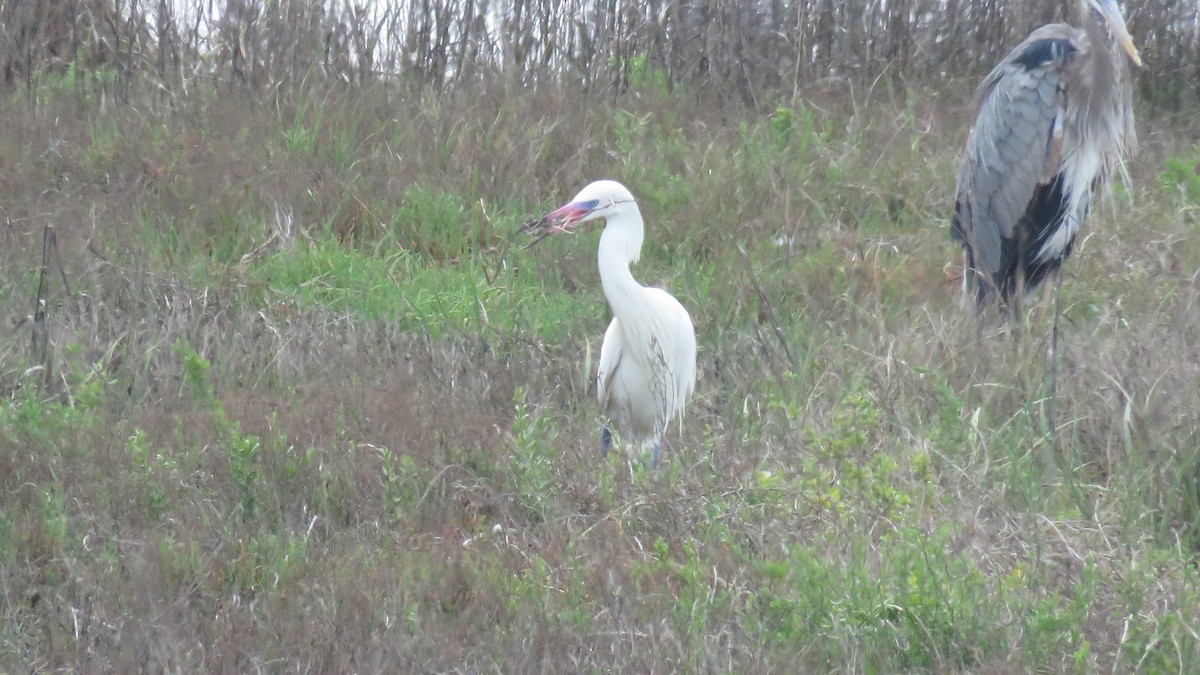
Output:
[{"xmin": 2, "ymin": 73, "xmax": 1200, "ymax": 672}]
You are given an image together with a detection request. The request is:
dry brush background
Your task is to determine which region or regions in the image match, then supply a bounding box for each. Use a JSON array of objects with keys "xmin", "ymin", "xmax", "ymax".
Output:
[
  {"xmin": 1, "ymin": 0, "xmax": 1200, "ymax": 672},
  {"xmin": 1, "ymin": 0, "xmax": 1198, "ymax": 103}
]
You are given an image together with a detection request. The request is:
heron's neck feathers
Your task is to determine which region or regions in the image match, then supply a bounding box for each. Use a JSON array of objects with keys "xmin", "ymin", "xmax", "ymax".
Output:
[{"xmin": 1076, "ymin": 9, "xmax": 1136, "ymax": 159}]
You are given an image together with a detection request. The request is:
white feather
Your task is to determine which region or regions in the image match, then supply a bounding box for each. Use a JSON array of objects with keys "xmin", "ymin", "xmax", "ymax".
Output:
[{"xmin": 1038, "ymin": 144, "xmax": 1102, "ymax": 262}]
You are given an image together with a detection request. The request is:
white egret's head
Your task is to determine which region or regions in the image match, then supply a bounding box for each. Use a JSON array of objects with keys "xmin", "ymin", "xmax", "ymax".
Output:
[{"xmin": 522, "ymin": 180, "xmax": 637, "ymax": 246}]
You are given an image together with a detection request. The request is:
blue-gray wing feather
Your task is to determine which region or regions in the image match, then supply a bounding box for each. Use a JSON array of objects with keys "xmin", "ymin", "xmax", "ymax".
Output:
[{"xmin": 953, "ymin": 25, "xmax": 1081, "ymax": 277}]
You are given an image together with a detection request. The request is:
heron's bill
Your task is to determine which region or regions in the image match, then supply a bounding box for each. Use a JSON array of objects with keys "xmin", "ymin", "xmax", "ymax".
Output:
[
  {"xmin": 1097, "ymin": 0, "xmax": 1143, "ymax": 68},
  {"xmin": 1116, "ymin": 31, "xmax": 1142, "ymax": 68}
]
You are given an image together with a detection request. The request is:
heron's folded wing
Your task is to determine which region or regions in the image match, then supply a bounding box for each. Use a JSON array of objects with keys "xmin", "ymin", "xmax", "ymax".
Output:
[{"xmin": 953, "ymin": 27, "xmax": 1079, "ymax": 276}]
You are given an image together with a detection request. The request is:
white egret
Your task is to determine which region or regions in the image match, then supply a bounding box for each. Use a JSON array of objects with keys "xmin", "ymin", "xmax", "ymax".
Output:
[{"xmin": 523, "ymin": 180, "xmax": 696, "ymax": 468}]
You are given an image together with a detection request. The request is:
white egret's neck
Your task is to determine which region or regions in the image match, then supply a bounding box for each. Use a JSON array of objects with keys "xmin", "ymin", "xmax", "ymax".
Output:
[{"xmin": 596, "ymin": 205, "xmax": 647, "ymax": 320}]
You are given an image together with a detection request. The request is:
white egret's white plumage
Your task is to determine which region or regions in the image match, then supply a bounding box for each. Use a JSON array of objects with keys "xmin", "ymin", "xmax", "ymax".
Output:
[{"xmin": 529, "ymin": 180, "xmax": 696, "ymax": 467}]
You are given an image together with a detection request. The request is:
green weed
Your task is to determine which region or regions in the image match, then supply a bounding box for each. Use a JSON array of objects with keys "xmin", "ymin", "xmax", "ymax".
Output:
[
  {"xmin": 508, "ymin": 388, "xmax": 558, "ymax": 522},
  {"xmin": 1157, "ymin": 150, "xmax": 1200, "ymax": 202},
  {"xmin": 391, "ymin": 183, "xmax": 474, "ymax": 258},
  {"xmin": 175, "ymin": 341, "xmax": 266, "ymax": 519}
]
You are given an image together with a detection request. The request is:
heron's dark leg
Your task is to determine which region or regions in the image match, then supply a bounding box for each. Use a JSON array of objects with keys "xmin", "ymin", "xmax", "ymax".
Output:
[
  {"xmin": 1010, "ymin": 265, "xmax": 1025, "ymax": 322},
  {"xmin": 963, "ymin": 247, "xmax": 990, "ymax": 312},
  {"xmin": 1030, "ymin": 272, "xmax": 1056, "ymax": 324},
  {"xmin": 651, "ymin": 442, "xmax": 661, "ymax": 470},
  {"xmin": 1047, "ymin": 266, "xmax": 1064, "ymax": 436},
  {"xmin": 601, "ymin": 426, "xmax": 612, "ymax": 458}
]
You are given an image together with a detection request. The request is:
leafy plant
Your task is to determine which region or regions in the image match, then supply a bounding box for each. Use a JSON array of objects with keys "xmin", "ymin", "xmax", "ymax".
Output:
[
  {"xmin": 508, "ymin": 387, "xmax": 558, "ymax": 522},
  {"xmin": 1157, "ymin": 151, "xmax": 1200, "ymax": 202}
]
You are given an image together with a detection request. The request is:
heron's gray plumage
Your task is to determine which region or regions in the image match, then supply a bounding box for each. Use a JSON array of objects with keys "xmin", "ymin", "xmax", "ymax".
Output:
[{"xmin": 952, "ymin": 0, "xmax": 1138, "ymax": 310}]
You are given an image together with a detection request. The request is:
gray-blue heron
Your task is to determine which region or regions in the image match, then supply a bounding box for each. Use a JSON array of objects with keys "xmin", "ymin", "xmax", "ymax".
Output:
[{"xmin": 951, "ymin": 0, "xmax": 1141, "ymax": 313}]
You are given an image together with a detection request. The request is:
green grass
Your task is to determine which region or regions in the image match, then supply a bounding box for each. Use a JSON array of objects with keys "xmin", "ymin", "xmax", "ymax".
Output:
[
  {"xmin": 1, "ymin": 74, "xmax": 1199, "ymax": 672},
  {"xmin": 252, "ymin": 239, "xmax": 588, "ymax": 342}
]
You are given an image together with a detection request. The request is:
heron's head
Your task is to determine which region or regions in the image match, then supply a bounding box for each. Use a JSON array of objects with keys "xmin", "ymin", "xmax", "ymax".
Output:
[
  {"xmin": 521, "ymin": 180, "xmax": 638, "ymax": 247},
  {"xmin": 1086, "ymin": 0, "xmax": 1142, "ymax": 68}
]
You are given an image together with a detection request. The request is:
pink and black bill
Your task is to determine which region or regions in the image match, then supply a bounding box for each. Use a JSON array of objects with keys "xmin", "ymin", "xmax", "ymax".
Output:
[{"xmin": 519, "ymin": 199, "xmax": 601, "ymax": 249}]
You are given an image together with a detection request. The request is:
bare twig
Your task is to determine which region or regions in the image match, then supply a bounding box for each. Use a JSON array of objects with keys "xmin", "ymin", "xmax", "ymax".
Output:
[
  {"xmin": 733, "ymin": 238, "xmax": 796, "ymax": 373},
  {"xmin": 31, "ymin": 225, "xmax": 54, "ymax": 370}
]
